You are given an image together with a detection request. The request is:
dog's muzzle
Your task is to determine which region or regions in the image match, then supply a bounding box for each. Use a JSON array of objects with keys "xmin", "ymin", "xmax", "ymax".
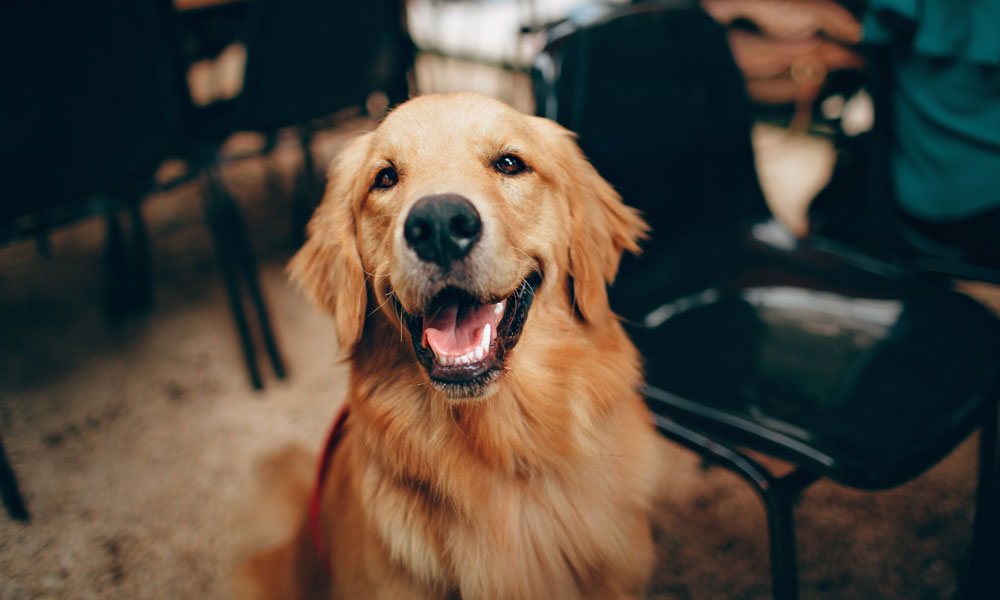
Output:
[{"xmin": 396, "ymin": 193, "xmax": 541, "ymax": 397}]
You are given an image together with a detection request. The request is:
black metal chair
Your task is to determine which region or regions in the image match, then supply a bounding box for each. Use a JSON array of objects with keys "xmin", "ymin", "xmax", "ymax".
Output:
[
  {"xmin": 533, "ymin": 4, "xmax": 1000, "ymax": 599},
  {"xmin": 171, "ymin": 0, "xmax": 415, "ymax": 387},
  {"xmin": 1, "ymin": 0, "xmax": 291, "ymax": 393},
  {"xmin": 239, "ymin": 0, "xmax": 413, "ymax": 243},
  {"xmin": 177, "ymin": 0, "xmax": 414, "ymax": 242},
  {"xmin": 0, "ymin": 0, "xmax": 189, "ymax": 522},
  {"xmin": 1, "ymin": 0, "xmax": 183, "ymax": 311}
]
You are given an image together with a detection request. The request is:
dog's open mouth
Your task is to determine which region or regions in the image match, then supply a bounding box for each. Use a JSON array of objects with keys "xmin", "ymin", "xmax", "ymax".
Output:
[{"xmin": 398, "ymin": 273, "xmax": 542, "ymax": 396}]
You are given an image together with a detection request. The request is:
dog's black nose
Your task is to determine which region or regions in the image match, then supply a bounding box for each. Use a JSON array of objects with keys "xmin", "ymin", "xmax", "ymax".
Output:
[{"xmin": 404, "ymin": 194, "xmax": 482, "ymax": 268}]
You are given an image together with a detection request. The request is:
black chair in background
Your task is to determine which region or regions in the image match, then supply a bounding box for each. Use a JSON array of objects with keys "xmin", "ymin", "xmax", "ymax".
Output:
[
  {"xmin": 0, "ymin": 0, "xmax": 415, "ymax": 521},
  {"xmin": 169, "ymin": 1, "xmax": 288, "ymax": 390},
  {"xmin": 0, "ymin": 432, "xmax": 30, "ymax": 522},
  {"xmin": 534, "ymin": 3, "xmax": 1000, "ymax": 599},
  {"xmin": 171, "ymin": 0, "xmax": 414, "ymax": 387},
  {"xmin": 240, "ymin": 0, "xmax": 412, "ymax": 243},
  {"xmin": 1, "ymin": 0, "xmax": 292, "ymax": 393},
  {"xmin": 0, "ymin": 0, "xmax": 186, "ymax": 522},
  {"xmin": 2, "ymin": 0, "xmax": 183, "ymax": 313},
  {"xmin": 178, "ymin": 0, "xmax": 414, "ymax": 243}
]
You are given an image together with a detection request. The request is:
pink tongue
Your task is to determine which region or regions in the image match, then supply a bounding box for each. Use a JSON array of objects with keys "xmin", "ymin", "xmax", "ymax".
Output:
[{"xmin": 423, "ymin": 302, "xmax": 501, "ymax": 357}]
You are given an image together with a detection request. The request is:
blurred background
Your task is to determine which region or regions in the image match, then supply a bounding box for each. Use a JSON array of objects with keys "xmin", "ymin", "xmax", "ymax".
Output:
[{"xmin": 1, "ymin": 1, "xmax": 998, "ymax": 598}]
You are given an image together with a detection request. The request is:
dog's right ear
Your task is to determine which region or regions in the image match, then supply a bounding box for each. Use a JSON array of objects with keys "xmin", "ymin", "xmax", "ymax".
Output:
[
  {"xmin": 531, "ymin": 117, "xmax": 648, "ymax": 323},
  {"xmin": 288, "ymin": 133, "xmax": 371, "ymax": 355}
]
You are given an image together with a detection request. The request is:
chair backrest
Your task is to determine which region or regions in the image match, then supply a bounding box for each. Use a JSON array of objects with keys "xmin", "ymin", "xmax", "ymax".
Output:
[
  {"xmin": 1, "ymin": 0, "xmax": 183, "ymax": 225},
  {"xmin": 532, "ymin": 2, "xmax": 769, "ymax": 247},
  {"xmin": 237, "ymin": 0, "xmax": 413, "ymax": 131}
]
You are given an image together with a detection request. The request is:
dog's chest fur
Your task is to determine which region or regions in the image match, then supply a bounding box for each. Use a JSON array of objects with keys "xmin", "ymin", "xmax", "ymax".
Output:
[
  {"xmin": 313, "ymin": 296, "xmax": 661, "ymax": 599},
  {"xmin": 344, "ymin": 330, "xmax": 657, "ymax": 599},
  {"xmin": 355, "ymin": 417, "xmax": 652, "ymax": 599}
]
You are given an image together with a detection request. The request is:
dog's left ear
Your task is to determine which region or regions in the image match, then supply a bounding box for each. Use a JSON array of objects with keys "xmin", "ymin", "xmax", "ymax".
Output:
[{"xmin": 535, "ymin": 118, "xmax": 649, "ymax": 322}]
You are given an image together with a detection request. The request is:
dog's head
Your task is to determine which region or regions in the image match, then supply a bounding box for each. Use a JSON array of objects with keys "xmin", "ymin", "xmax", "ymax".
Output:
[{"xmin": 290, "ymin": 93, "xmax": 646, "ymax": 399}]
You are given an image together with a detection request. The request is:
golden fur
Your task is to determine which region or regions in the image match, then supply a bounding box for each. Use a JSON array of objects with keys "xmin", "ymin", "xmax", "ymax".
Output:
[{"xmin": 239, "ymin": 92, "xmax": 666, "ymax": 599}]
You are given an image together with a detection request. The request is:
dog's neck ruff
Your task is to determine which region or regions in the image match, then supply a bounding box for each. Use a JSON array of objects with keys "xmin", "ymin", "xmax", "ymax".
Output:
[{"xmin": 309, "ymin": 405, "xmax": 350, "ymax": 571}]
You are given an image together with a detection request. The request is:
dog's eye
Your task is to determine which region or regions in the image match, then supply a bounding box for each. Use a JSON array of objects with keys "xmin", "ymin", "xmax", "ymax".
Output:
[
  {"xmin": 494, "ymin": 154, "xmax": 526, "ymax": 175},
  {"xmin": 373, "ymin": 167, "xmax": 398, "ymax": 190}
]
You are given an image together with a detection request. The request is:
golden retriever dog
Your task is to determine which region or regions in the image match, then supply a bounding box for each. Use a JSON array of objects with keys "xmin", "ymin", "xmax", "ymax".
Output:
[{"xmin": 240, "ymin": 92, "xmax": 666, "ymax": 599}]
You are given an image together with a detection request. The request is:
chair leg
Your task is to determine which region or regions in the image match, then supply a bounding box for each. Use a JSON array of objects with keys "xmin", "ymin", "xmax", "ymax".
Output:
[
  {"xmin": 764, "ymin": 470, "xmax": 820, "ymax": 600},
  {"xmin": 966, "ymin": 400, "xmax": 999, "ymax": 599},
  {"xmin": 761, "ymin": 489, "xmax": 797, "ymax": 600},
  {"xmin": 0, "ymin": 429, "xmax": 29, "ymax": 522},
  {"xmin": 105, "ymin": 205, "xmax": 130, "ymax": 318},
  {"xmin": 127, "ymin": 197, "xmax": 153, "ymax": 311},
  {"xmin": 202, "ymin": 168, "xmax": 263, "ymax": 389},
  {"xmin": 228, "ymin": 200, "xmax": 286, "ymax": 381},
  {"xmin": 648, "ymin": 412, "xmax": 818, "ymax": 600},
  {"xmin": 291, "ymin": 126, "xmax": 321, "ymax": 247},
  {"xmin": 202, "ymin": 166, "xmax": 286, "ymax": 387},
  {"xmin": 105, "ymin": 197, "xmax": 153, "ymax": 318}
]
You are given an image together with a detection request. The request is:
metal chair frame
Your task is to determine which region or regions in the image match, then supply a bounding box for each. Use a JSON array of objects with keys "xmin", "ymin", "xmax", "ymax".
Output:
[{"xmin": 532, "ymin": 4, "xmax": 1000, "ymax": 598}]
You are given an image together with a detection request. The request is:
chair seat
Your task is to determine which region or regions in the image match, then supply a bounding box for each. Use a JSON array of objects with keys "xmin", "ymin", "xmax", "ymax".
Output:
[{"xmin": 621, "ymin": 219, "xmax": 1000, "ymax": 490}]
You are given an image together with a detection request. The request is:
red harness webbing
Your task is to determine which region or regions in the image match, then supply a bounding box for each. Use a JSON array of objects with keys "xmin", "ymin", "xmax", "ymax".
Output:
[{"xmin": 308, "ymin": 405, "xmax": 350, "ymax": 571}]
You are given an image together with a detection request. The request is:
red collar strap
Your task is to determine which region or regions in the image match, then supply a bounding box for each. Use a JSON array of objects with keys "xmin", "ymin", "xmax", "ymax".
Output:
[{"xmin": 308, "ymin": 405, "xmax": 350, "ymax": 572}]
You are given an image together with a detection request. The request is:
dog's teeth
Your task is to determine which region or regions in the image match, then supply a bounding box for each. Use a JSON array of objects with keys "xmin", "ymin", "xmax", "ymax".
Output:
[
  {"xmin": 494, "ymin": 301, "xmax": 504, "ymax": 315},
  {"xmin": 435, "ymin": 326, "xmax": 493, "ymax": 368},
  {"xmin": 480, "ymin": 323, "xmax": 491, "ymax": 350}
]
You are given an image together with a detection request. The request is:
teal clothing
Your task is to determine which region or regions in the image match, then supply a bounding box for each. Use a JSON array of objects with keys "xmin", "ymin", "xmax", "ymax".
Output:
[
  {"xmin": 863, "ymin": 0, "xmax": 1000, "ymax": 221},
  {"xmin": 863, "ymin": 0, "xmax": 1000, "ymax": 64}
]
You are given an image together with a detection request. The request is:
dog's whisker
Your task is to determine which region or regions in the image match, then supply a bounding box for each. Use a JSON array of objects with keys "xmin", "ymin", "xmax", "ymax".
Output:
[
  {"xmin": 368, "ymin": 292, "xmax": 395, "ymax": 319},
  {"xmin": 362, "ymin": 267, "xmax": 391, "ymax": 281},
  {"xmin": 511, "ymin": 245, "xmax": 545, "ymax": 284},
  {"xmin": 381, "ymin": 288, "xmax": 408, "ymax": 343},
  {"xmin": 396, "ymin": 305, "xmax": 406, "ymax": 342},
  {"xmin": 510, "ymin": 245, "xmax": 534, "ymax": 265}
]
